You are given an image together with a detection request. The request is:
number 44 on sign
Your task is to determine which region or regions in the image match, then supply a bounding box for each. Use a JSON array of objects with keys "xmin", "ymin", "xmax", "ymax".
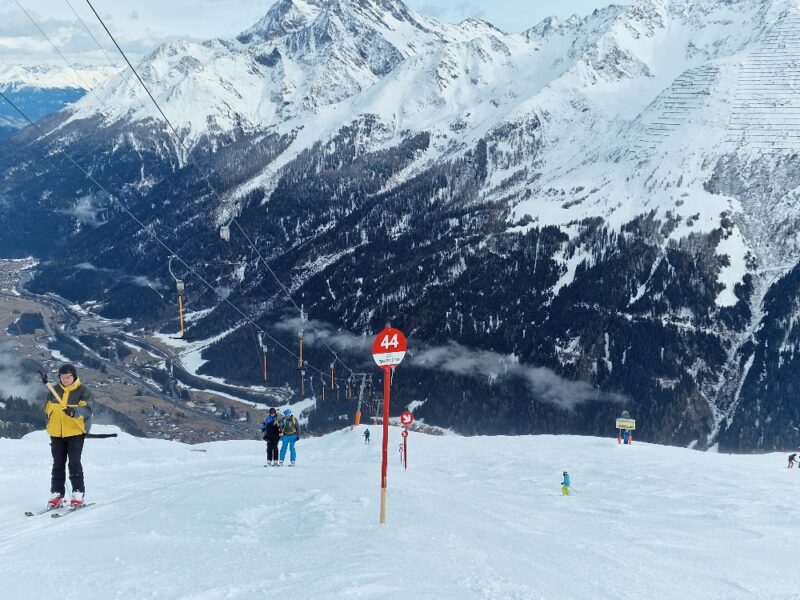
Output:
[{"xmin": 372, "ymin": 328, "xmax": 407, "ymax": 368}]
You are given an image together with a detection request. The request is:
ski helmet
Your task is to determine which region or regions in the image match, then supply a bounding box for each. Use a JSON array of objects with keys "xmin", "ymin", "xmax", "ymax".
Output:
[
  {"xmin": 58, "ymin": 364, "xmax": 77, "ymax": 378},
  {"xmin": 563, "ymin": 471, "xmax": 568, "ymax": 475},
  {"xmin": 283, "ymin": 408, "xmax": 292, "ymax": 416}
]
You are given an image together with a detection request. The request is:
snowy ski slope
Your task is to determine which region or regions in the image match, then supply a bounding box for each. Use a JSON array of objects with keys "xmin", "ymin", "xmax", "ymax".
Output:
[{"xmin": 1, "ymin": 425, "xmax": 798, "ymax": 599}]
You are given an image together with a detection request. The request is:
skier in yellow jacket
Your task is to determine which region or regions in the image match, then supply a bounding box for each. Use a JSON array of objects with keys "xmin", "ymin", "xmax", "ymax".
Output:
[{"xmin": 44, "ymin": 364, "xmax": 93, "ymax": 508}]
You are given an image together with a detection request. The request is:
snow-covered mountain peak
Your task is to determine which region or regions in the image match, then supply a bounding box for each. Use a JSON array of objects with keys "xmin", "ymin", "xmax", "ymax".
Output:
[
  {"xmin": 238, "ymin": 0, "xmax": 434, "ymax": 46},
  {"xmin": 52, "ymin": 0, "xmax": 800, "ymax": 179},
  {"xmin": 0, "ymin": 64, "xmax": 119, "ymax": 91},
  {"xmin": 456, "ymin": 17, "xmax": 506, "ymax": 37},
  {"xmin": 524, "ymin": 14, "xmax": 587, "ymax": 41},
  {"xmin": 237, "ymin": 0, "xmax": 326, "ymax": 44}
]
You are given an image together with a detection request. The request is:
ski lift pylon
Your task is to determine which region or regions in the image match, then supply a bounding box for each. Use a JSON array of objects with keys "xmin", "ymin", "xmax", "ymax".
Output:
[{"xmin": 168, "ymin": 255, "xmax": 186, "ymax": 339}]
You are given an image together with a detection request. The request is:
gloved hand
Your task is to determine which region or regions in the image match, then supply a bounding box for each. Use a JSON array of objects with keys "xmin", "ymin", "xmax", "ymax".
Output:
[
  {"xmin": 39, "ymin": 371, "xmax": 48, "ymax": 384},
  {"xmin": 64, "ymin": 407, "xmax": 76, "ymax": 417}
]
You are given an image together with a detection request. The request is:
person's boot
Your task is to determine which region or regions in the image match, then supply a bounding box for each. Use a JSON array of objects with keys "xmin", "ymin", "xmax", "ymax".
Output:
[
  {"xmin": 47, "ymin": 493, "xmax": 64, "ymax": 509},
  {"xmin": 70, "ymin": 491, "xmax": 85, "ymax": 507}
]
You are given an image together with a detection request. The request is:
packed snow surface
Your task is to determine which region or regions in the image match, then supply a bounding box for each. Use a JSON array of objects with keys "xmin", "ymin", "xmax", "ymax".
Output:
[{"xmin": 1, "ymin": 426, "xmax": 798, "ymax": 599}]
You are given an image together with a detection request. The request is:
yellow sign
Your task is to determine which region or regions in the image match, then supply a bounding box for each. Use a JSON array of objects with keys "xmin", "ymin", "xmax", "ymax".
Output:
[{"xmin": 616, "ymin": 418, "xmax": 636, "ymax": 430}]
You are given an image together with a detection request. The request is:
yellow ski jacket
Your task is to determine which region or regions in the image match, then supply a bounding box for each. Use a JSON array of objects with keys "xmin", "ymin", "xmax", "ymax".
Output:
[{"xmin": 45, "ymin": 380, "xmax": 93, "ymax": 438}]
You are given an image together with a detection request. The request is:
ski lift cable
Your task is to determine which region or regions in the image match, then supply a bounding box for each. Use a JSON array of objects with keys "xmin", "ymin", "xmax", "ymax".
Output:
[
  {"xmin": 0, "ymin": 90, "xmax": 340, "ymax": 384},
  {"xmin": 85, "ymin": 0, "xmax": 358, "ymax": 379},
  {"xmin": 231, "ymin": 219, "xmax": 358, "ymax": 378},
  {"xmin": 62, "ymin": 0, "xmax": 153, "ymax": 116},
  {"xmin": 14, "ymin": 0, "xmax": 154, "ymax": 150},
  {"xmin": 222, "ymin": 231, "xmax": 264, "ymax": 371},
  {"xmin": 63, "ymin": 0, "xmax": 119, "ymax": 69},
  {"xmin": 84, "ymin": 0, "xmax": 187, "ymax": 151},
  {"xmin": 13, "ymin": 0, "xmax": 109, "ymax": 109}
]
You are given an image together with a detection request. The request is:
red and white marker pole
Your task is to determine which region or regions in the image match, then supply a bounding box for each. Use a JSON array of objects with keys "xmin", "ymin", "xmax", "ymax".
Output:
[{"xmin": 372, "ymin": 325, "xmax": 407, "ymax": 524}]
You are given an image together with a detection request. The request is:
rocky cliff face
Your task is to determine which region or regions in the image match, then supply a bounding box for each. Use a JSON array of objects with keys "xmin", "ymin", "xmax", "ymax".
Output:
[{"xmin": 3, "ymin": 0, "xmax": 800, "ymax": 450}]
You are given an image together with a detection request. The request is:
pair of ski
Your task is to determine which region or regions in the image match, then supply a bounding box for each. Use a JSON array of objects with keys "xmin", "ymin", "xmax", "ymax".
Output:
[{"xmin": 25, "ymin": 503, "xmax": 96, "ymax": 518}]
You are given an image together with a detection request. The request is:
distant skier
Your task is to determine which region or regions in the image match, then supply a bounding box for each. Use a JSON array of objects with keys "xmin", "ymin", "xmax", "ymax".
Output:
[
  {"xmin": 44, "ymin": 364, "xmax": 93, "ymax": 508},
  {"xmin": 261, "ymin": 407, "xmax": 281, "ymax": 466},
  {"xmin": 278, "ymin": 408, "xmax": 300, "ymax": 466},
  {"xmin": 788, "ymin": 453, "xmax": 797, "ymax": 468},
  {"xmin": 363, "ymin": 428, "xmax": 370, "ymax": 444},
  {"xmin": 561, "ymin": 471, "xmax": 572, "ymax": 496}
]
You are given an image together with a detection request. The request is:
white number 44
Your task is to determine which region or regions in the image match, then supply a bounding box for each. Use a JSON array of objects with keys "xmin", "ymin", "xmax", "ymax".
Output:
[{"xmin": 380, "ymin": 333, "xmax": 399, "ymax": 349}]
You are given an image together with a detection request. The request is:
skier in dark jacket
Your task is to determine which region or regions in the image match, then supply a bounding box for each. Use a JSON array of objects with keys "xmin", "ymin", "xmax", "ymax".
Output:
[
  {"xmin": 44, "ymin": 364, "xmax": 93, "ymax": 508},
  {"xmin": 788, "ymin": 453, "xmax": 797, "ymax": 468},
  {"xmin": 261, "ymin": 407, "xmax": 281, "ymax": 466},
  {"xmin": 363, "ymin": 428, "xmax": 370, "ymax": 444}
]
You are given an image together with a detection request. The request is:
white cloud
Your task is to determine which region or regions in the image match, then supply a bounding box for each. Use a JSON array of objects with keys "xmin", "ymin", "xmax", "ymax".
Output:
[
  {"xmin": 58, "ymin": 194, "xmax": 106, "ymax": 227},
  {"xmin": 0, "ymin": 343, "xmax": 45, "ymax": 402},
  {"xmin": 130, "ymin": 275, "xmax": 166, "ymax": 290},
  {"xmin": 274, "ymin": 316, "xmax": 626, "ymax": 410},
  {"xmin": 74, "ymin": 261, "xmax": 167, "ymax": 290},
  {"xmin": 409, "ymin": 341, "xmax": 627, "ymax": 410}
]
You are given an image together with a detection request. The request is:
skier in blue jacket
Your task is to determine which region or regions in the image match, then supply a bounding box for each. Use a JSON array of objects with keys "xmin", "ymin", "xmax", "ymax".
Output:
[
  {"xmin": 278, "ymin": 408, "xmax": 299, "ymax": 466},
  {"xmin": 561, "ymin": 471, "xmax": 571, "ymax": 496}
]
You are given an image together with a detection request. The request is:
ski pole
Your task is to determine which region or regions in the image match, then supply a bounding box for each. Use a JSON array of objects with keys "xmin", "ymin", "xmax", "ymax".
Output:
[
  {"xmin": 85, "ymin": 433, "xmax": 118, "ymax": 439},
  {"xmin": 40, "ymin": 371, "xmax": 64, "ymax": 403}
]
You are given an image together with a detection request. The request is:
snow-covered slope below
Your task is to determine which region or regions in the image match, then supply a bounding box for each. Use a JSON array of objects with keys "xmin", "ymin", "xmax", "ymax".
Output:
[{"xmin": 1, "ymin": 425, "xmax": 797, "ymax": 599}]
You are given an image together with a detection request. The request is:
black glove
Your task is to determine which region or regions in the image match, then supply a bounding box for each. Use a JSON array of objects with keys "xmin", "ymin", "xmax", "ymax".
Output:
[
  {"xmin": 64, "ymin": 407, "xmax": 76, "ymax": 417},
  {"xmin": 39, "ymin": 371, "xmax": 48, "ymax": 384}
]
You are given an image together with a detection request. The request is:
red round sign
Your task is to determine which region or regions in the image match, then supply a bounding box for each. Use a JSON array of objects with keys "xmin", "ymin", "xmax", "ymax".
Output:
[
  {"xmin": 372, "ymin": 326, "xmax": 407, "ymax": 368},
  {"xmin": 401, "ymin": 429, "xmax": 408, "ymax": 438},
  {"xmin": 400, "ymin": 411, "xmax": 414, "ymax": 426}
]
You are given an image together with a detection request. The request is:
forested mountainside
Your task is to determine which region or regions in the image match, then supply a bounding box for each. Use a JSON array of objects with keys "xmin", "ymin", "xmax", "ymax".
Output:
[{"xmin": 3, "ymin": 0, "xmax": 800, "ymax": 450}]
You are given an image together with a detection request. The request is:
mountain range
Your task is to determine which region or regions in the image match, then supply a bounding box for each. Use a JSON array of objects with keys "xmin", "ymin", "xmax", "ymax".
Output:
[
  {"xmin": 2, "ymin": 0, "xmax": 800, "ymax": 451},
  {"xmin": 0, "ymin": 64, "xmax": 117, "ymax": 139}
]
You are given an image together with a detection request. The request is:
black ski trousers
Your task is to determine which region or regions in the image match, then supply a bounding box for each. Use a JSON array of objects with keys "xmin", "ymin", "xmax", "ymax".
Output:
[
  {"xmin": 266, "ymin": 438, "xmax": 279, "ymax": 461},
  {"xmin": 50, "ymin": 435, "xmax": 85, "ymax": 495}
]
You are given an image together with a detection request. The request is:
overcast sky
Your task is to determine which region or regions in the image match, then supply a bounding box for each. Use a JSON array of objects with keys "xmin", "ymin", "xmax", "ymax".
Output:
[{"xmin": 1, "ymin": 0, "xmax": 629, "ymax": 67}]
